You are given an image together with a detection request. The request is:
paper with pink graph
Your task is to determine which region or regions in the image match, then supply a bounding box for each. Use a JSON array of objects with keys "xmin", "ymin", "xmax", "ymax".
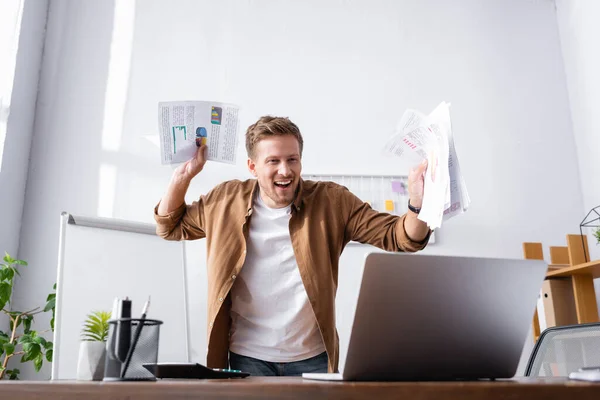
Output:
[{"xmin": 383, "ymin": 101, "xmax": 470, "ymax": 229}]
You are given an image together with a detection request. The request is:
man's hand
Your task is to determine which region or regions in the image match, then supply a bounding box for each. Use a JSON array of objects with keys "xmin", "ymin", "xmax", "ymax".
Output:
[
  {"xmin": 173, "ymin": 145, "xmax": 208, "ymax": 184},
  {"xmin": 407, "ymin": 159, "xmax": 427, "ymax": 208},
  {"xmin": 157, "ymin": 145, "xmax": 207, "ymax": 216}
]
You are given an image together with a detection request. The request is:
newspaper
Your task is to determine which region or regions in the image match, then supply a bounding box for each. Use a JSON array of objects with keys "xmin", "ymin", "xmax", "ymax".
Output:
[
  {"xmin": 158, "ymin": 101, "xmax": 240, "ymax": 165},
  {"xmin": 383, "ymin": 101, "xmax": 470, "ymax": 229}
]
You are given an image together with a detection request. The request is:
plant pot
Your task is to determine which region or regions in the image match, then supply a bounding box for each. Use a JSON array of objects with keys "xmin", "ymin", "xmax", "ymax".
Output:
[{"xmin": 76, "ymin": 341, "xmax": 106, "ymax": 381}]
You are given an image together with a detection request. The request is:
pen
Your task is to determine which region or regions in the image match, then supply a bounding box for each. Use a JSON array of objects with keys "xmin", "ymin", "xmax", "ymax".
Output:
[{"xmin": 121, "ymin": 296, "xmax": 151, "ymax": 378}]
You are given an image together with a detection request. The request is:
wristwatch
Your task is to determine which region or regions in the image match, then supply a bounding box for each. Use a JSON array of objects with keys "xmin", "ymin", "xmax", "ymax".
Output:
[{"xmin": 408, "ymin": 199, "xmax": 421, "ymax": 214}]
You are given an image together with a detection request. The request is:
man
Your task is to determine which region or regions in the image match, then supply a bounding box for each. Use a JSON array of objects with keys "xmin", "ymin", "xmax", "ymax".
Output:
[{"xmin": 154, "ymin": 116, "xmax": 431, "ymax": 376}]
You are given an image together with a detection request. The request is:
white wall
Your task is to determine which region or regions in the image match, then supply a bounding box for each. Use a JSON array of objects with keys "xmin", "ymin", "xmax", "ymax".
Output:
[
  {"xmin": 555, "ymin": 0, "xmax": 600, "ymax": 262},
  {"xmin": 16, "ymin": 0, "xmax": 582, "ymax": 378}
]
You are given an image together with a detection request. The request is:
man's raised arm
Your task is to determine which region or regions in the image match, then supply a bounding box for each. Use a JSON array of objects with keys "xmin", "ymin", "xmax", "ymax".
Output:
[
  {"xmin": 157, "ymin": 145, "xmax": 207, "ymax": 216},
  {"xmin": 155, "ymin": 145, "xmax": 207, "ymax": 240}
]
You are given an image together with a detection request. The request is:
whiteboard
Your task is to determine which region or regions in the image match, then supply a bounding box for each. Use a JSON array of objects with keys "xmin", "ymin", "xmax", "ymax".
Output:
[{"xmin": 51, "ymin": 212, "xmax": 190, "ymax": 379}]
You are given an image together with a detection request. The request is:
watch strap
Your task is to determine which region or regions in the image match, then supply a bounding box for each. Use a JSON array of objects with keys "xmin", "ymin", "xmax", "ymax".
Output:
[{"xmin": 408, "ymin": 199, "xmax": 421, "ymax": 214}]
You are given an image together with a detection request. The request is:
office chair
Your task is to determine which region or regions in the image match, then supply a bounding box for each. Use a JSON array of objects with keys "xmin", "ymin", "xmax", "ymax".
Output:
[{"xmin": 525, "ymin": 322, "xmax": 600, "ymax": 377}]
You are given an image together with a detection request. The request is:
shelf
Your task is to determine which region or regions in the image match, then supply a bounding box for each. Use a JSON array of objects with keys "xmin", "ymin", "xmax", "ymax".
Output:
[{"xmin": 546, "ymin": 259, "xmax": 600, "ymax": 279}]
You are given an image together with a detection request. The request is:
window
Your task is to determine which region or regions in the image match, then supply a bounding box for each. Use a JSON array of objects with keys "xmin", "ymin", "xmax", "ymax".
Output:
[{"xmin": 0, "ymin": 0, "xmax": 24, "ymax": 170}]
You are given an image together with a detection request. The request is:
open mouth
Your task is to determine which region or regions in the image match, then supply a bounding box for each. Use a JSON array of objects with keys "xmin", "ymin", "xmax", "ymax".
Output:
[{"xmin": 274, "ymin": 180, "xmax": 292, "ymax": 189}]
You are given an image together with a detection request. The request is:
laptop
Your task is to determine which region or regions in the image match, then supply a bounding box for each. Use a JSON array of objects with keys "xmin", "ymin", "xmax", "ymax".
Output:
[{"xmin": 303, "ymin": 252, "xmax": 546, "ymax": 381}]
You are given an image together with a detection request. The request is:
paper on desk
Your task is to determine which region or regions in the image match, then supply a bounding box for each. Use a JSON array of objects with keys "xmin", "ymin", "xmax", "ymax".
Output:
[
  {"xmin": 383, "ymin": 101, "xmax": 470, "ymax": 229},
  {"xmin": 158, "ymin": 100, "xmax": 240, "ymax": 165}
]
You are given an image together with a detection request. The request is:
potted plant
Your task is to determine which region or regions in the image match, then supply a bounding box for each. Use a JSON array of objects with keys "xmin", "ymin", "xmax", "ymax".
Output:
[
  {"xmin": 0, "ymin": 253, "xmax": 55, "ymax": 380},
  {"xmin": 594, "ymin": 227, "xmax": 600, "ymax": 245},
  {"xmin": 76, "ymin": 310, "xmax": 111, "ymax": 381}
]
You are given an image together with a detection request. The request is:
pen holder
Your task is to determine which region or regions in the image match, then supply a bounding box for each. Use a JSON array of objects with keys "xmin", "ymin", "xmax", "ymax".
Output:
[{"xmin": 103, "ymin": 318, "xmax": 163, "ymax": 381}]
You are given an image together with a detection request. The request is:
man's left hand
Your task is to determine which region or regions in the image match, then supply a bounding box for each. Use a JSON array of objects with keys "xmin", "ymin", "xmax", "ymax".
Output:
[{"xmin": 407, "ymin": 159, "xmax": 428, "ymax": 208}]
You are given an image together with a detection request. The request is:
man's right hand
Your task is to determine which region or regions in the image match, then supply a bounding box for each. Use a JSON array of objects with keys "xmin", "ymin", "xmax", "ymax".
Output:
[
  {"xmin": 173, "ymin": 145, "xmax": 208, "ymax": 184},
  {"xmin": 157, "ymin": 145, "xmax": 208, "ymax": 216}
]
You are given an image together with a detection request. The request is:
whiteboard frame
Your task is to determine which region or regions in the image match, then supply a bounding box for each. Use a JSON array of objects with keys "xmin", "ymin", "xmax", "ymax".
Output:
[{"xmin": 51, "ymin": 212, "xmax": 191, "ymax": 379}]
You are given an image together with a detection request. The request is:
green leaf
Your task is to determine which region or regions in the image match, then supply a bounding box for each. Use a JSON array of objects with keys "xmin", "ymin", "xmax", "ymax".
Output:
[
  {"xmin": 0, "ymin": 282, "xmax": 11, "ymax": 305},
  {"xmin": 50, "ymin": 315, "xmax": 55, "ymax": 331},
  {"xmin": 0, "ymin": 366, "xmax": 4, "ymax": 375},
  {"xmin": 0, "ymin": 330, "xmax": 9, "ymax": 345},
  {"xmin": 3, "ymin": 268, "xmax": 14, "ymax": 282},
  {"xmin": 0, "ymin": 268, "xmax": 6, "ymax": 282},
  {"xmin": 22, "ymin": 342, "xmax": 41, "ymax": 362},
  {"xmin": 13, "ymin": 259, "xmax": 27, "ymax": 266},
  {"xmin": 53, "ymin": 283, "xmax": 56, "ymax": 290},
  {"xmin": 44, "ymin": 296, "xmax": 55, "ymax": 312},
  {"xmin": 33, "ymin": 353, "xmax": 43, "ymax": 372},
  {"xmin": 33, "ymin": 336, "xmax": 47, "ymax": 347},
  {"xmin": 3, "ymin": 343, "xmax": 15, "ymax": 356},
  {"xmin": 43, "ymin": 341, "xmax": 53, "ymax": 350},
  {"xmin": 7, "ymin": 368, "xmax": 20, "ymax": 380},
  {"xmin": 18, "ymin": 334, "xmax": 33, "ymax": 344},
  {"xmin": 23, "ymin": 316, "xmax": 32, "ymax": 334},
  {"xmin": 22, "ymin": 342, "xmax": 34, "ymax": 354},
  {"xmin": 45, "ymin": 349, "xmax": 53, "ymax": 362},
  {"xmin": 3, "ymin": 252, "xmax": 14, "ymax": 264}
]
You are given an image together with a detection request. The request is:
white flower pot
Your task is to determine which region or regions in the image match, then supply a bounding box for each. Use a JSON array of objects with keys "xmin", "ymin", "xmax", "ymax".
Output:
[{"xmin": 76, "ymin": 341, "xmax": 106, "ymax": 381}]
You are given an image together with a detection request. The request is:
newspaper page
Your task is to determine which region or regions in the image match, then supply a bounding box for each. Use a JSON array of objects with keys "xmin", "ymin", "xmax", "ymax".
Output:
[
  {"xmin": 441, "ymin": 109, "xmax": 471, "ymax": 221},
  {"xmin": 158, "ymin": 101, "xmax": 240, "ymax": 165},
  {"xmin": 419, "ymin": 110, "xmax": 451, "ymax": 229},
  {"xmin": 383, "ymin": 101, "xmax": 470, "ymax": 229}
]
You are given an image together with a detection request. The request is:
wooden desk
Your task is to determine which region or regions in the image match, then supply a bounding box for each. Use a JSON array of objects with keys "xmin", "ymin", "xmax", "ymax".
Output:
[{"xmin": 0, "ymin": 377, "xmax": 599, "ymax": 400}]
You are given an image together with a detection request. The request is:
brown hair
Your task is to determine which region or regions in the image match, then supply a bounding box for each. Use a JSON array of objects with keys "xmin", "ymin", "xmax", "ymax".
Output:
[{"xmin": 245, "ymin": 116, "xmax": 304, "ymax": 159}]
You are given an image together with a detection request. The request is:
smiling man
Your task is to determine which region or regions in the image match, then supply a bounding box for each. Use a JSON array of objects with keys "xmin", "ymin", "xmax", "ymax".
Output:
[{"xmin": 154, "ymin": 116, "xmax": 431, "ymax": 376}]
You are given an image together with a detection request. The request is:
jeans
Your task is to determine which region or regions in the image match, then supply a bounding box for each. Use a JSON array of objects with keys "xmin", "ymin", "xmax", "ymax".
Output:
[{"xmin": 229, "ymin": 351, "xmax": 328, "ymax": 376}]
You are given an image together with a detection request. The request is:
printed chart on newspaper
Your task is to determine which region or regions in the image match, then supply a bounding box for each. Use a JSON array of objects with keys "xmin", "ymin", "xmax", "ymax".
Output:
[
  {"xmin": 158, "ymin": 101, "xmax": 240, "ymax": 165},
  {"xmin": 383, "ymin": 101, "xmax": 470, "ymax": 229}
]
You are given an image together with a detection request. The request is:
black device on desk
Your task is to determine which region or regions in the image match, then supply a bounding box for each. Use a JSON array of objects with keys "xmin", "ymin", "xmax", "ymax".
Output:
[
  {"xmin": 143, "ymin": 363, "xmax": 250, "ymax": 379},
  {"xmin": 116, "ymin": 298, "xmax": 132, "ymax": 361}
]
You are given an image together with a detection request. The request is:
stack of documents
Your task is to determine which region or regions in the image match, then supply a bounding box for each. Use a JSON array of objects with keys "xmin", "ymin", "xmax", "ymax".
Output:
[
  {"xmin": 158, "ymin": 100, "xmax": 240, "ymax": 165},
  {"xmin": 383, "ymin": 102, "xmax": 470, "ymax": 229}
]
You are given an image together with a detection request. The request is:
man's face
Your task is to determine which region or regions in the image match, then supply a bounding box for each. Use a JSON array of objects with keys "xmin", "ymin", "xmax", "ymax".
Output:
[{"xmin": 248, "ymin": 135, "xmax": 302, "ymax": 209}]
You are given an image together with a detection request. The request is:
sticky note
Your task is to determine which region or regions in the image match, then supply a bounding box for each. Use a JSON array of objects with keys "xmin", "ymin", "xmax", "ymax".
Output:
[
  {"xmin": 385, "ymin": 200, "xmax": 394, "ymax": 212},
  {"xmin": 391, "ymin": 181, "xmax": 403, "ymax": 193}
]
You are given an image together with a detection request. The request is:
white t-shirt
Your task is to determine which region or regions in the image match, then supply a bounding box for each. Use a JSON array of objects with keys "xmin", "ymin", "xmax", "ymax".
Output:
[{"xmin": 229, "ymin": 190, "xmax": 325, "ymax": 362}]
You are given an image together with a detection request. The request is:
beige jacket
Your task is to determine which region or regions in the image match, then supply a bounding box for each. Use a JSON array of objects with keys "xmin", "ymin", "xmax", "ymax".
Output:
[{"xmin": 154, "ymin": 178, "xmax": 430, "ymax": 373}]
